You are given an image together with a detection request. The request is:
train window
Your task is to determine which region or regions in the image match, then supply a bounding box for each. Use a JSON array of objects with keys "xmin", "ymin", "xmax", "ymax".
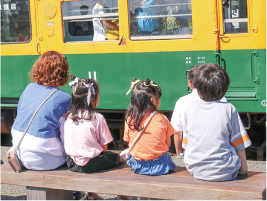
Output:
[
  {"xmin": 128, "ymin": 0, "xmax": 192, "ymax": 40},
  {"xmin": 1, "ymin": 0, "xmax": 31, "ymax": 43},
  {"xmin": 222, "ymin": 0, "xmax": 248, "ymax": 34},
  {"xmin": 62, "ymin": 0, "xmax": 119, "ymax": 43}
]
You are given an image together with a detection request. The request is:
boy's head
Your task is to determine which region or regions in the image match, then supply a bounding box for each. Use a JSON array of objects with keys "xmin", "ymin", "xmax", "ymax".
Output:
[
  {"xmin": 80, "ymin": 5, "xmax": 89, "ymax": 15},
  {"xmin": 193, "ymin": 63, "xmax": 230, "ymax": 101},
  {"xmin": 187, "ymin": 65, "xmax": 199, "ymax": 90}
]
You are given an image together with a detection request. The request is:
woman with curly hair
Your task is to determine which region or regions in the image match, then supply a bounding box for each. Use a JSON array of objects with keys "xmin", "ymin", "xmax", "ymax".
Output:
[{"xmin": 8, "ymin": 51, "xmax": 71, "ymax": 170}]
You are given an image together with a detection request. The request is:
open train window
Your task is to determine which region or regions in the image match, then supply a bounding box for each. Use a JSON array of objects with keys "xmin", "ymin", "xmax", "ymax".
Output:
[
  {"xmin": 1, "ymin": 0, "xmax": 31, "ymax": 43},
  {"xmin": 128, "ymin": 0, "xmax": 192, "ymax": 40},
  {"xmin": 62, "ymin": 0, "xmax": 119, "ymax": 43},
  {"xmin": 222, "ymin": 0, "xmax": 248, "ymax": 34}
]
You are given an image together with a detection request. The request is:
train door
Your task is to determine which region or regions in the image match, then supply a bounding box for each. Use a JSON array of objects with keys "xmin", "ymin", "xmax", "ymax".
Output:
[
  {"xmin": 35, "ymin": 0, "xmax": 64, "ymax": 53},
  {"xmin": 217, "ymin": 0, "xmax": 266, "ymax": 112}
]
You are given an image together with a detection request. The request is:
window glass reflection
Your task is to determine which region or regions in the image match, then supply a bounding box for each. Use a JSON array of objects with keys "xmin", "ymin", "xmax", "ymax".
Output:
[
  {"xmin": 1, "ymin": 0, "xmax": 31, "ymax": 43},
  {"xmin": 223, "ymin": 0, "xmax": 248, "ymax": 34},
  {"xmin": 62, "ymin": 0, "xmax": 119, "ymax": 42},
  {"xmin": 129, "ymin": 0, "xmax": 192, "ymax": 39}
]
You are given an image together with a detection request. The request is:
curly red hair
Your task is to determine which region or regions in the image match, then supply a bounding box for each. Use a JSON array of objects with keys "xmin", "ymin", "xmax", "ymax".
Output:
[{"xmin": 29, "ymin": 51, "xmax": 69, "ymax": 88}]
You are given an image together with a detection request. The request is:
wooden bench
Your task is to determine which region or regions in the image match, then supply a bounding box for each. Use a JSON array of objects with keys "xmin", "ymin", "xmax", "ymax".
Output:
[{"xmin": 1, "ymin": 161, "xmax": 266, "ymax": 200}]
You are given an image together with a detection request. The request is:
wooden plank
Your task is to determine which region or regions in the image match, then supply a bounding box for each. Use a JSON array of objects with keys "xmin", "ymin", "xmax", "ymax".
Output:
[
  {"xmin": 26, "ymin": 187, "xmax": 73, "ymax": 200},
  {"xmin": 1, "ymin": 163, "xmax": 266, "ymax": 200}
]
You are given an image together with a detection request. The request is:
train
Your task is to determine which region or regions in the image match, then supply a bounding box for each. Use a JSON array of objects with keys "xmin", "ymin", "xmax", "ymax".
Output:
[{"xmin": 1, "ymin": 0, "xmax": 266, "ymax": 155}]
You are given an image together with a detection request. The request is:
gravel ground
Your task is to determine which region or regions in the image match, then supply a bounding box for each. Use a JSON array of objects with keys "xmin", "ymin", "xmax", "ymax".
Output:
[{"xmin": 1, "ymin": 146, "xmax": 266, "ymax": 200}]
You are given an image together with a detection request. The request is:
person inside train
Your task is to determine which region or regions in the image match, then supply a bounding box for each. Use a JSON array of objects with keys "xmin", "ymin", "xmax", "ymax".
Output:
[
  {"xmin": 69, "ymin": 5, "xmax": 94, "ymax": 36},
  {"xmin": 8, "ymin": 51, "xmax": 71, "ymax": 171},
  {"xmin": 92, "ymin": 0, "xmax": 119, "ymax": 41},
  {"xmin": 181, "ymin": 63, "xmax": 251, "ymax": 181},
  {"xmin": 123, "ymin": 78, "xmax": 176, "ymax": 176},
  {"xmin": 64, "ymin": 75, "xmax": 125, "ymax": 200},
  {"xmin": 135, "ymin": 0, "xmax": 168, "ymax": 36},
  {"xmin": 173, "ymin": 10, "xmax": 192, "ymax": 35}
]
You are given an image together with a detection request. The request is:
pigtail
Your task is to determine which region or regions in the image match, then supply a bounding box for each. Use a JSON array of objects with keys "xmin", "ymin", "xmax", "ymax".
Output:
[{"xmin": 144, "ymin": 78, "xmax": 151, "ymax": 86}]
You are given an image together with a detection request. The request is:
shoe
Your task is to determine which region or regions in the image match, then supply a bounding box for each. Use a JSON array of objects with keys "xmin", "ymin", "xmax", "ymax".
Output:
[{"xmin": 179, "ymin": 153, "xmax": 184, "ymax": 157}]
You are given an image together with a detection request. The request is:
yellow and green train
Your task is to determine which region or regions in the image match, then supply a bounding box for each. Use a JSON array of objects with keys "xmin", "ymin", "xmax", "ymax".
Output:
[{"xmin": 1, "ymin": 0, "xmax": 266, "ymax": 146}]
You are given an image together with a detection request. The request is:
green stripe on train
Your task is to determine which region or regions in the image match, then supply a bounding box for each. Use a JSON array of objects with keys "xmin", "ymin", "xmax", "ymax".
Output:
[{"xmin": 1, "ymin": 49, "xmax": 266, "ymax": 112}]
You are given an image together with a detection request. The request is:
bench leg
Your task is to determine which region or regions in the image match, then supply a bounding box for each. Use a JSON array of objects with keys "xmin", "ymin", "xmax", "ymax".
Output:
[{"xmin": 26, "ymin": 186, "xmax": 73, "ymax": 200}]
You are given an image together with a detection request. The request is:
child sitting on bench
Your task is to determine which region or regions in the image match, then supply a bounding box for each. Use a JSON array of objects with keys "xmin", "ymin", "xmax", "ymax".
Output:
[
  {"xmin": 182, "ymin": 63, "xmax": 251, "ymax": 181},
  {"xmin": 64, "ymin": 75, "xmax": 125, "ymax": 199},
  {"xmin": 123, "ymin": 78, "xmax": 176, "ymax": 176}
]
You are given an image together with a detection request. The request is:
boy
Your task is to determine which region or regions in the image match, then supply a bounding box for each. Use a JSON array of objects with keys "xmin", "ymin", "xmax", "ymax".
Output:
[
  {"xmin": 171, "ymin": 65, "xmax": 200, "ymax": 157},
  {"xmin": 182, "ymin": 63, "xmax": 251, "ymax": 181}
]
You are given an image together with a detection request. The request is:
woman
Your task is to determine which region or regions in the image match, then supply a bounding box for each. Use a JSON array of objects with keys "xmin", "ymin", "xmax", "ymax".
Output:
[{"xmin": 8, "ymin": 51, "xmax": 71, "ymax": 170}]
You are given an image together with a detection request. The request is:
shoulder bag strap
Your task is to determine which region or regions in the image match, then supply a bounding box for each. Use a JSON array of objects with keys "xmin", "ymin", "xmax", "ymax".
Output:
[
  {"xmin": 14, "ymin": 89, "xmax": 59, "ymax": 153},
  {"xmin": 128, "ymin": 111, "xmax": 157, "ymax": 150}
]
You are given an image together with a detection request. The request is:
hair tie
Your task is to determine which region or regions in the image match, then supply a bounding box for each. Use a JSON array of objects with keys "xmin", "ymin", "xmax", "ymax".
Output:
[
  {"xmin": 126, "ymin": 79, "xmax": 141, "ymax": 96},
  {"xmin": 143, "ymin": 80, "xmax": 162, "ymax": 96},
  {"xmin": 143, "ymin": 80, "xmax": 158, "ymax": 87},
  {"xmin": 84, "ymin": 83, "xmax": 95, "ymax": 106},
  {"xmin": 68, "ymin": 77, "xmax": 79, "ymax": 87}
]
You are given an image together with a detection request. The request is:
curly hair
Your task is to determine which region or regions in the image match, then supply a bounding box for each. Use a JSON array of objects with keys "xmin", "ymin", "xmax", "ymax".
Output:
[{"xmin": 29, "ymin": 51, "xmax": 69, "ymax": 88}]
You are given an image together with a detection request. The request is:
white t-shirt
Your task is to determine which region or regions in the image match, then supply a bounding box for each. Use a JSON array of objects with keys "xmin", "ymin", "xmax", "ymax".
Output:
[
  {"xmin": 171, "ymin": 89, "xmax": 227, "ymax": 131},
  {"xmin": 64, "ymin": 111, "xmax": 113, "ymax": 166},
  {"xmin": 171, "ymin": 89, "xmax": 199, "ymax": 131},
  {"xmin": 93, "ymin": 3, "xmax": 107, "ymax": 41},
  {"xmin": 9, "ymin": 117, "xmax": 66, "ymax": 171}
]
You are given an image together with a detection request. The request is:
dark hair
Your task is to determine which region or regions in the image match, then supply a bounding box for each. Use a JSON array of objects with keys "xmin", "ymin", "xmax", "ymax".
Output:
[
  {"xmin": 125, "ymin": 78, "xmax": 161, "ymax": 131},
  {"xmin": 80, "ymin": 5, "xmax": 88, "ymax": 10},
  {"xmin": 65, "ymin": 75, "xmax": 99, "ymax": 122},
  {"xmin": 80, "ymin": 5, "xmax": 89, "ymax": 15},
  {"xmin": 186, "ymin": 65, "xmax": 200, "ymax": 82},
  {"xmin": 29, "ymin": 51, "xmax": 69, "ymax": 88},
  {"xmin": 193, "ymin": 63, "xmax": 230, "ymax": 101}
]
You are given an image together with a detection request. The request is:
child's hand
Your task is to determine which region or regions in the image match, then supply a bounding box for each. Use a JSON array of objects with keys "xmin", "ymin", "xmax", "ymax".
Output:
[{"xmin": 236, "ymin": 149, "xmax": 248, "ymax": 174}]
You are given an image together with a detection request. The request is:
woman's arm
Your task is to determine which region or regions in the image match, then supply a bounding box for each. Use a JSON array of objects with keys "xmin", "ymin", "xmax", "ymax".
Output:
[
  {"xmin": 101, "ymin": 144, "xmax": 108, "ymax": 152},
  {"xmin": 236, "ymin": 149, "xmax": 248, "ymax": 174}
]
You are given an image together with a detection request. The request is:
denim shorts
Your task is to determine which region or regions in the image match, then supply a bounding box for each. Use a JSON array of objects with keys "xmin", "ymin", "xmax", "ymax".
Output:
[{"xmin": 127, "ymin": 152, "xmax": 175, "ymax": 176}]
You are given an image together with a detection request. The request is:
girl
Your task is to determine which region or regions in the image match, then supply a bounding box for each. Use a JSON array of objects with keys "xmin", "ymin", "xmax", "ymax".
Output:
[
  {"xmin": 64, "ymin": 75, "xmax": 125, "ymax": 199},
  {"xmin": 123, "ymin": 78, "xmax": 176, "ymax": 176}
]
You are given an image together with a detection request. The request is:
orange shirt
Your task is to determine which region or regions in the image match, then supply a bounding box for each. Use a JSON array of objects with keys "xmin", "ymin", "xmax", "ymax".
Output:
[{"xmin": 123, "ymin": 113, "xmax": 175, "ymax": 161}]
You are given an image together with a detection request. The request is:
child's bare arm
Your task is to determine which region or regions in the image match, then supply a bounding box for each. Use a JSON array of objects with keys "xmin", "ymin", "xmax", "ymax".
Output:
[
  {"xmin": 101, "ymin": 144, "xmax": 108, "ymax": 152},
  {"xmin": 174, "ymin": 130, "xmax": 183, "ymax": 156},
  {"xmin": 236, "ymin": 149, "xmax": 248, "ymax": 174},
  {"xmin": 165, "ymin": 136, "xmax": 171, "ymax": 147}
]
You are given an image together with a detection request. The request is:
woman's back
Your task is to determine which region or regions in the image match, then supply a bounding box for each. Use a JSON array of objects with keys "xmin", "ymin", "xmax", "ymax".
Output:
[{"xmin": 11, "ymin": 83, "xmax": 71, "ymax": 170}]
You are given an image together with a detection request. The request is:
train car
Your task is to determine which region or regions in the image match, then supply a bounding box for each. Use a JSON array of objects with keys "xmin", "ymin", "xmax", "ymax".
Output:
[{"xmin": 1, "ymin": 0, "xmax": 266, "ymax": 154}]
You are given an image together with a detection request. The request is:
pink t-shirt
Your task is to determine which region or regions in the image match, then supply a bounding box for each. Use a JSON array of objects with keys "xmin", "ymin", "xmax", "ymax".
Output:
[{"xmin": 64, "ymin": 111, "xmax": 113, "ymax": 166}]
